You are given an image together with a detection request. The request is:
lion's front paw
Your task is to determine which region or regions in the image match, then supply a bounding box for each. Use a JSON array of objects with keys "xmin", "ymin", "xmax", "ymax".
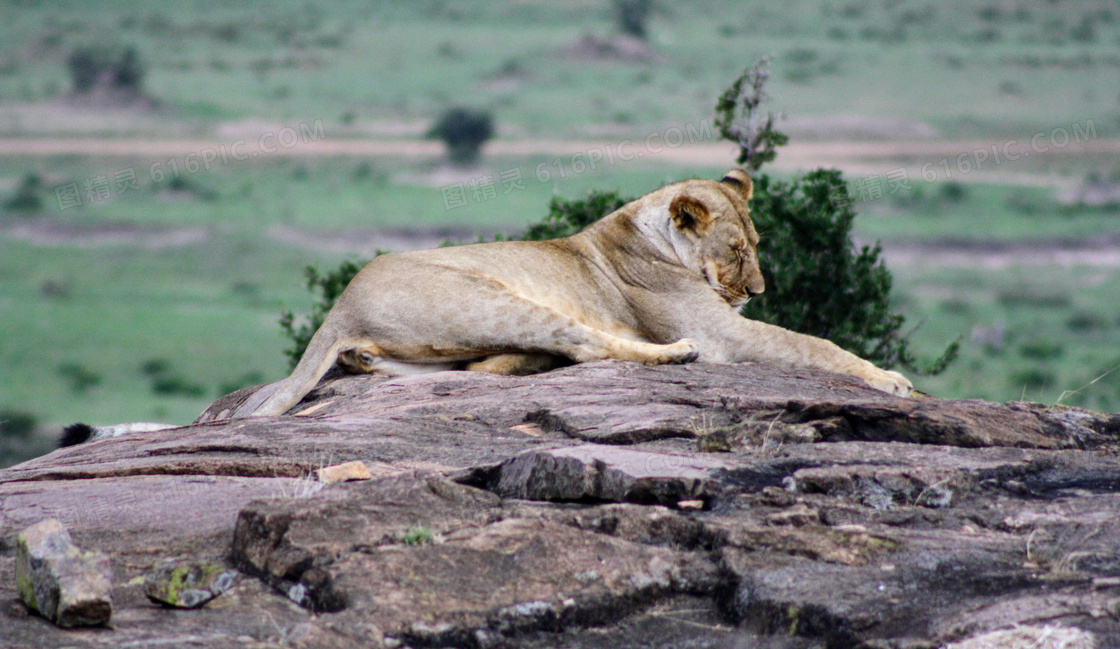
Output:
[
  {"xmin": 861, "ymin": 367, "xmax": 913, "ymax": 397},
  {"xmin": 663, "ymin": 338, "xmax": 700, "ymax": 364}
]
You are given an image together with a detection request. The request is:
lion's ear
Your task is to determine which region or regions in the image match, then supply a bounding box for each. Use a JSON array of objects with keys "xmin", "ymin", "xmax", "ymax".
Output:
[
  {"xmin": 669, "ymin": 195, "xmax": 713, "ymax": 237},
  {"xmin": 721, "ymin": 168, "xmax": 753, "ymax": 202}
]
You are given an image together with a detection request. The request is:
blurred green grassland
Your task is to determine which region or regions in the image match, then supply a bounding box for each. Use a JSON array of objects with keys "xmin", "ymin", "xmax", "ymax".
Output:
[{"xmin": 1, "ymin": 0, "xmax": 1120, "ymax": 465}]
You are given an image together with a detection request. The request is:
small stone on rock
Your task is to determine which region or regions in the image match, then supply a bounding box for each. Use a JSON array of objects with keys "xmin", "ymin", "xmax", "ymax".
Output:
[
  {"xmin": 16, "ymin": 518, "xmax": 112, "ymax": 627},
  {"xmin": 144, "ymin": 562, "xmax": 237, "ymax": 609},
  {"xmin": 317, "ymin": 461, "xmax": 373, "ymax": 483}
]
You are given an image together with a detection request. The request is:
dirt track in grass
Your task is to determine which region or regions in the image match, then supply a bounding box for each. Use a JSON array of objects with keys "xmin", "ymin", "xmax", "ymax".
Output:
[{"xmin": 0, "ymin": 135, "xmax": 1115, "ymax": 188}]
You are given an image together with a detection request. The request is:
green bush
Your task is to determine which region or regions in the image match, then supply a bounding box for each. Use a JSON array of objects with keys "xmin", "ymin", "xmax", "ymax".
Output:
[
  {"xmin": 67, "ymin": 44, "xmax": 145, "ymax": 95},
  {"xmin": 67, "ymin": 46, "xmax": 106, "ymax": 94},
  {"xmin": 614, "ymin": 0, "xmax": 652, "ymax": 39},
  {"xmin": 402, "ymin": 525, "xmax": 435, "ymax": 546},
  {"xmin": 1011, "ymin": 368, "xmax": 1057, "ymax": 391},
  {"xmin": 113, "ymin": 46, "xmax": 144, "ymax": 91},
  {"xmin": 997, "ymin": 289, "xmax": 1071, "ymax": 309},
  {"xmin": 1067, "ymin": 311, "xmax": 1107, "ymax": 332},
  {"xmin": 3, "ymin": 172, "xmax": 44, "ymax": 213},
  {"xmin": 938, "ymin": 181, "xmax": 968, "ymax": 204},
  {"xmin": 0, "ymin": 409, "xmax": 37, "ymax": 438},
  {"xmin": 56, "ymin": 362, "xmax": 101, "ymax": 394},
  {"xmin": 151, "ymin": 375, "xmax": 206, "ymax": 398},
  {"xmin": 1019, "ymin": 341, "xmax": 1064, "ymax": 361},
  {"xmin": 139, "ymin": 358, "xmax": 206, "ymax": 398},
  {"xmin": 426, "ymin": 107, "xmax": 494, "ymax": 167},
  {"xmin": 140, "ymin": 358, "xmax": 171, "ymax": 377}
]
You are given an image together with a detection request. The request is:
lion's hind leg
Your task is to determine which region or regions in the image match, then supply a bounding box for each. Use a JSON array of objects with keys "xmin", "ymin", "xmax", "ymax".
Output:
[
  {"xmin": 465, "ymin": 353, "xmax": 570, "ymax": 375},
  {"xmin": 337, "ymin": 345, "xmax": 458, "ymax": 376}
]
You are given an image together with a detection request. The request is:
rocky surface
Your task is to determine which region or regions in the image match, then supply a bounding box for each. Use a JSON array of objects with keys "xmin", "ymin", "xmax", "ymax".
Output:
[{"xmin": 2, "ymin": 360, "xmax": 1120, "ymax": 648}]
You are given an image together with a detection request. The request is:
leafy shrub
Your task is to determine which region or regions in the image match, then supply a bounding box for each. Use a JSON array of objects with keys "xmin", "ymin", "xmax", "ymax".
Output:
[
  {"xmin": 427, "ymin": 107, "xmax": 494, "ymax": 167},
  {"xmin": 1005, "ymin": 190, "xmax": 1046, "ymax": 215},
  {"xmin": 3, "ymin": 172, "xmax": 44, "ymax": 213},
  {"xmin": 1070, "ymin": 16, "xmax": 1096, "ymax": 43},
  {"xmin": 939, "ymin": 297, "xmax": 972, "ymax": 314},
  {"xmin": 0, "ymin": 409, "xmax": 37, "ymax": 438},
  {"xmin": 614, "ymin": 0, "xmax": 652, "ymax": 39},
  {"xmin": 1067, "ymin": 311, "xmax": 1107, "ymax": 332},
  {"xmin": 151, "ymin": 376, "xmax": 206, "ymax": 398},
  {"xmin": 67, "ymin": 44, "xmax": 145, "ymax": 95},
  {"xmin": 997, "ymin": 289, "xmax": 1071, "ymax": 309},
  {"xmin": 56, "ymin": 362, "xmax": 101, "ymax": 394},
  {"xmin": 40, "ymin": 279, "xmax": 70, "ymax": 300},
  {"xmin": 140, "ymin": 358, "xmax": 205, "ymax": 397},
  {"xmin": 402, "ymin": 525, "xmax": 435, "ymax": 546},
  {"xmin": 67, "ymin": 46, "xmax": 106, "ymax": 94},
  {"xmin": 114, "ymin": 46, "xmax": 144, "ymax": 91},
  {"xmin": 160, "ymin": 174, "xmax": 218, "ymax": 201},
  {"xmin": 140, "ymin": 358, "xmax": 171, "ymax": 377},
  {"xmin": 1019, "ymin": 341, "xmax": 1063, "ymax": 361},
  {"xmin": 938, "ymin": 182, "xmax": 968, "ymax": 204},
  {"xmin": 1011, "ymin": 368, "xmax": 1056, "ymax": 391}
]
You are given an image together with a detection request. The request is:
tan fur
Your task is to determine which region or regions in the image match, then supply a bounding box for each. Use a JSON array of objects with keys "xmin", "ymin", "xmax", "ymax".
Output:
[{"xmin": 234, "ymin": 168, "xmax": 911, "ymax": 418}]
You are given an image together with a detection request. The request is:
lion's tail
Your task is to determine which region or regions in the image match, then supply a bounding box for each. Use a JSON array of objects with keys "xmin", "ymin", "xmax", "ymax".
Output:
[{"xmin": 232, "ymin": 327, "xmax": 348, "ymax": 418}]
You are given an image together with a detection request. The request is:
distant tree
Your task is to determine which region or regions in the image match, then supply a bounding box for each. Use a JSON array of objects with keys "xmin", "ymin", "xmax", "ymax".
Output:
[
  {"xmin": 427, "ymin": 107, "xmax": 494, "ymax": 167},
  {"xmin": 3, "ymin": 172, "xmax": 43, "ymax": 213},
  {"xmin": 66, "ymin": 44, "xmax": 145, "ymax": 96},
  {"xmin": 113, "ymin": 46, "xmax": 145, "ymax": 93},
  {"xmin": 614, "ymin": 0, "xmax": 652, "ymax": 39},
  {"xmin": 714, "ymin": 56, "xmax": 788, "ymax": 173},
  {"xmin": 67, "ymin": 46, "xmax": 107, "ymax": 94},
  {"xmin": 0, "ymin": 409, "xmax": 36, "ymax": 439}
]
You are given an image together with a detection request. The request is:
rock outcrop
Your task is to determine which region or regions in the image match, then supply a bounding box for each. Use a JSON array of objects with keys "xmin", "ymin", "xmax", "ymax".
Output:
[{"xmin": 2, "ymin": 361, "xmax": 1120, "ymax": 648}]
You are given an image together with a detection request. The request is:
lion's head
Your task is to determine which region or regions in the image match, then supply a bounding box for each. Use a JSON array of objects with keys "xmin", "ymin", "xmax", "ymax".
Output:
[{"xmin": 668, "ymin": 168, "xmax": 764, "ymax": 307}]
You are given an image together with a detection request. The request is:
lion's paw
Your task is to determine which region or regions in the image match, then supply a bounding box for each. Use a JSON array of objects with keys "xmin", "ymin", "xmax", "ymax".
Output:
[
  {"xmin": 861, "ymin": 367, "xmax": 913, "ymax": 397},
  {"xmin": 664, "ymin": 338, "xmax": 700, "ymax": 364}
]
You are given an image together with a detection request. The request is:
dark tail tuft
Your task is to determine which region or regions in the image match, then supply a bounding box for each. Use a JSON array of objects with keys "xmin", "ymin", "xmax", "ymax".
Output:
[{"xmin": 59, "ymin": 423, "xmax": 96, "ymax": 448}]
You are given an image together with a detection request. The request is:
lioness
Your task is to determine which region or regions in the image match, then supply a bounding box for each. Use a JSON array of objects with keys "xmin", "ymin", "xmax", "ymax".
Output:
[{"xmin": 234, "ymin": 168, "xmax": 911, "ymax": 418}]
